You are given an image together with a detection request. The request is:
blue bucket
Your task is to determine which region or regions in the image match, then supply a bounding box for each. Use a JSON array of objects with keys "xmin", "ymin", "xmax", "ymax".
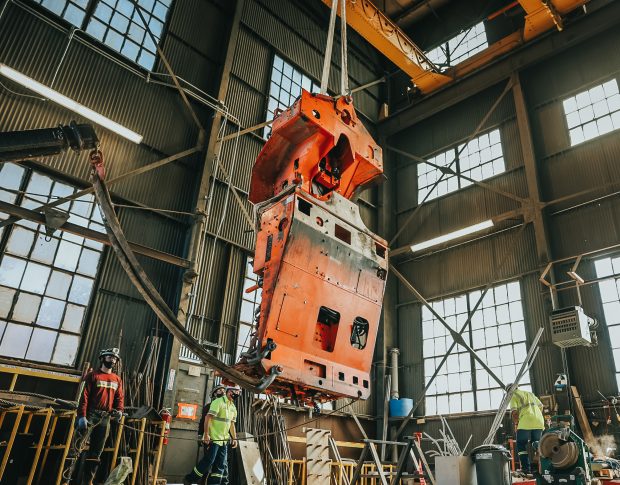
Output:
[{"xmin": 389, "ymin": 398, "xmax": 413, "ymax": 417}]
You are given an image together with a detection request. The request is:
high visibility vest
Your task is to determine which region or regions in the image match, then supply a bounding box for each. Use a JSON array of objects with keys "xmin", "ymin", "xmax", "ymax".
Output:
[
  {"xmin": 509, "ymin": 389, "xmax": 544, "ymax": 430},
  {"xmin": 206, "ymin": 396, "xmax": 237, "ymax": 444}
]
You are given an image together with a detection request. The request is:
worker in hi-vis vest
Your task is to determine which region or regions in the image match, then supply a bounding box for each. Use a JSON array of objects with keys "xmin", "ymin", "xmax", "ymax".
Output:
[
  {"xmin": 509, "ymin": 385, "xmax": 544, "ymax": 473},
  {"xmin": 183, "ymin": 384, "xmax": 240, "ymax": 485}
]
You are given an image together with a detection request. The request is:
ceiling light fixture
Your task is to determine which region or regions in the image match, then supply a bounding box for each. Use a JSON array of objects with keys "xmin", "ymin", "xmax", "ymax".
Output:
[
  {"xmin": 0, "ymin": 63, "xmax": 143, "ymax": 144},
  {"xmin": 411, "ymin": 219, "xmax": 494, "ymax": 253}
]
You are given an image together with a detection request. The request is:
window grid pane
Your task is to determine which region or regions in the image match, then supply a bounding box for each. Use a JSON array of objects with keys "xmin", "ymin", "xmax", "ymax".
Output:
[
  {"xmin": 563, "ymin": 79, "xmax": 620, "ymax": 146},
  {"xmin": 425, "ymin": 22, "xmax": 488, "ymax": 69},
  {"xmin": 35, "ymin": 1, "xmax": 173, "ymax": 71},
  {"xmin": 423, "ymin": 281, "xmax": 529, "ymax": 415},
  {"xmin": 264, "ymin": 54, "xmax": 319, "ymax": 139},
  {"xmin": 459, "ymin": 129, "xmax": 505, "ymax": 186},
  {"xmin": 0, "ymin": 163, "xmax": 27, "ymax": 241},
  {"xmin": 417, "ymin": 149, "xmax": 458, "ymax": 203},
  {"xmin": 595, "ymin": 256, "xmax": 620, "ymax": 385},
  {"xmin": 35, "ymin": 0, "xmax": 88, "ymax": 27},
  {"xmin": 418, "ymin": 129, "xmax": 505, "ymax": 204},
  {"xmin": 0, "ymin": 164, "xmax": 104, "ymax": 366}
]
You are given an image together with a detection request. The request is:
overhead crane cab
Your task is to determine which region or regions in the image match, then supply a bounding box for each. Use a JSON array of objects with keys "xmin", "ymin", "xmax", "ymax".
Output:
[{"xmin": 238, "ymin": 89, "xmax": 388, "ymax": 405}]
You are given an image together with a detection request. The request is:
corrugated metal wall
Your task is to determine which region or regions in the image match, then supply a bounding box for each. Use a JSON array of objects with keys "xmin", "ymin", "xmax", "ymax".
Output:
[
  {"xmin": 0, "ymin": 0, "xmax": 233, "ymax": 373},
  {"xmin": 523, "ymin": 25, "xmax": 620, "ymax": 401},
  {"xmin": 386, "ymin": 21, "xmax": 620, "ymax": 451}
]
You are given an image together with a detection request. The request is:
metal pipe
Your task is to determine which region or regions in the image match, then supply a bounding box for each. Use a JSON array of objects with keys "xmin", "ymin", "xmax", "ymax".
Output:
[
  {"xmin": 488, "ymin": 1, "xmax": 520, "ymax": 21},
  {"xmin": 350, "ymin": 76, "xmax": 386, "ymax": 94},
  {"xmin": 0, "ymin": 200, "xmax": 191, "ymax": 268},
  {"xmin": 390, "ymin": 348, "xmax": 400, "ymax": 400}
]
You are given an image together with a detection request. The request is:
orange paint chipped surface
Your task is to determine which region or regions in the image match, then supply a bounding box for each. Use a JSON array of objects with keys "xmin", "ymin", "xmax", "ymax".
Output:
[{"xmin": 236, "ymin": 90, "xmax": 388, "ymax": 405}]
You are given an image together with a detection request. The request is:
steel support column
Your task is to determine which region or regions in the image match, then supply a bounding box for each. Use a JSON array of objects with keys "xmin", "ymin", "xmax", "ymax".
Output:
[
  {"xmin": 512, "ymin": 72, "xmax": 551, "ymax": 266},
  {"xmin": 376, "ymin": 134, "xmax": 397, "ymax": 446},
  {"xmin": 162, "ymin": 0, "xmax": 245, "ymax": 410}
]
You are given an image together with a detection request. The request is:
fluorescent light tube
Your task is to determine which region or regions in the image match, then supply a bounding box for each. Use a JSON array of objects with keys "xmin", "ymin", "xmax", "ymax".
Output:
[
  {"xmin": 411, "ymin": 219, "xmax": 494, "ymax": 252},
  {"xmin": 0, "ymin": 63, "xmax": 143, "ymax": 144}
]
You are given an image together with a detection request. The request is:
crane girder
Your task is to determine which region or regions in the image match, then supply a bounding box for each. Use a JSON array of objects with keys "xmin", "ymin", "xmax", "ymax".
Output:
[
  {"xmin": 322, "ymin": 0, "xmax": 590, "ymax": 95},
  {"xmin": 320, "ymin": 0, "xmax": 451, "ymax": 93}
]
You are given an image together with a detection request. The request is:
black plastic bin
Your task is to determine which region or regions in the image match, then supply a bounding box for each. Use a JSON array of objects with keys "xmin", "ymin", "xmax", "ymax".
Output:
[{"xmin": 470, "ymin": 444, "xmax": 512, "ymax": 485}]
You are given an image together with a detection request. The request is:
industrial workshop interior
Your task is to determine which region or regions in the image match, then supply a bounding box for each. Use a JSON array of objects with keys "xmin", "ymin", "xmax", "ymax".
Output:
[{"xmin": 2, "ymin": 0, "xmax": 620, "ymax": 484}]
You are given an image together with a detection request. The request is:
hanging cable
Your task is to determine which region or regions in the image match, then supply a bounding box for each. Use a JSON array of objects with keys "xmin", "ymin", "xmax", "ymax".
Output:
[
  {"xmin": 49, "ymin": 27, "xmax": 75, "ymax": 89},
  {"xmin": 320, "ymin": 0, "xmax": 339, "ymax": 94},
  {"xmin": 320, "ymin": 1, "xmax": 350, "ymax": 96},
  {"xmin": 340, "ymin": 0, "xmax": 349, "ymax": 96}
]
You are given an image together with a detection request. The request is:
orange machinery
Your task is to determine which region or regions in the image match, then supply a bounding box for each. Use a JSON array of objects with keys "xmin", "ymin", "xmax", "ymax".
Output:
[{"xmin": 234, "ymin": 90, "xmax": 388, "ymax": 405}]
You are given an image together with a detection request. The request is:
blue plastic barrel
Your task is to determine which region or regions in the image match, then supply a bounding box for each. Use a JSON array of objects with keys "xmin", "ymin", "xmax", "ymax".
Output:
[{"xmin": 389, "ymin": 398, "xmax": 413, "ymax": 417}]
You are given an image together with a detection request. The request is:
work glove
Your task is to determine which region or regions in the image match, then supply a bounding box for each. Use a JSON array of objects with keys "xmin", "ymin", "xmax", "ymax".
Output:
[{"xmin": 77, "ymin": 416, "xmax": 88, "ymax": 430}]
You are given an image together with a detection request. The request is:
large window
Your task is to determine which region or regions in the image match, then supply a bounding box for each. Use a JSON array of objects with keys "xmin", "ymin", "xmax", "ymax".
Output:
[
  {"xmin": 563, "ymin": 79, "xmax": 620, "ymax": 146},
  {"xmin": 34, "ymin": 0, "xmax": 173, "ymax": 70},
  {"xmin": 236, "ymin": 259, "xmax": 261, "ymax": 361},
  {"xmin": 265, "ymin": 54, "xmax": 319, "ymax": 138},
  {"xmin": 418, "ymin": 129, "xmax": 505, "ymax": 203},
  {"xmin": 0, "ymin": 163, "xmax": 105, "ymax": 365},
  {"xmin": 425, "ymin": 22, "xmax": 488, "ymax": 68},
  {"xmin": 423, "ymin": 281, "xmax": 529, "ymax": 415},
  {"xmin": 594, "ymin": 256, "xmax": 620, "ymax": 388}
]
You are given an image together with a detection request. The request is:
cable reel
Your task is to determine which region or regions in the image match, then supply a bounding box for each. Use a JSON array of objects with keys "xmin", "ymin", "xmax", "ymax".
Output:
[{"xmin": 539, "ymin": 431, "xmax": 581, "ymax": 469}]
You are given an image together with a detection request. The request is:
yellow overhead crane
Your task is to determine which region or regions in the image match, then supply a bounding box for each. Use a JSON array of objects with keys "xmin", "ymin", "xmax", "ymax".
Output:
[
  {"xmin": 321, "ymin": 0, "xmax": 590, "ymax": 94},
  {"xmin": 520, "ymin": 0, "xmax": 588, "ymax": 40}
]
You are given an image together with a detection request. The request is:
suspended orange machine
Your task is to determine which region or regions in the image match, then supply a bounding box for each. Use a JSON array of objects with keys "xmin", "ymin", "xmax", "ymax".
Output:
[{"xmin": 233, "ymin": 90, "xmax": 388, "ymax": 405}]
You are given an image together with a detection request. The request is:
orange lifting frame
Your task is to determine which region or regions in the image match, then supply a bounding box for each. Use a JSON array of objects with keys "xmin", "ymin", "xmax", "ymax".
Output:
[{"xmin": 237, "ymin": 91, "xmax": 388, "ymax": 404}]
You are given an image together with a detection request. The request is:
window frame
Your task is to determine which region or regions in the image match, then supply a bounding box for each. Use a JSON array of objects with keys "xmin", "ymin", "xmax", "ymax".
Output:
[
  {"xmin": 594, "ymin": 255, "xmax": 620, "ymax": 390},
  {"xmin": 562, "ymin": 78, "xmax": 620, "ymax": 147},
  {"xmin": 418, "ymin": 128, "xmax": 506, "ymax": 204},
  {"xmin": 235, "ymin": 257, "xmax": 261, "ymax": 362},
  {"xmin": 422, "ymin": 280, "xmax": 530, "ymax": 415},
  {"xmin": 425, "ymin": 21, "xmax": 488, "ymax": 69},
  {"xmin": 0, "ymin": 163, "xmax": 105, "ymax": 367},
  {"xmin": 30, "ymin": 0, "xmax": 174, "ymax": 72}
]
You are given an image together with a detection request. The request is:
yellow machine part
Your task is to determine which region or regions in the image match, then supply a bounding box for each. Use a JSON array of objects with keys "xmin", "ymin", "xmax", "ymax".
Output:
[
  {"xmin": 519, "ymin": 0, "xmax": 589, "ymax": 41},
  {"xmin": 322, "ymin": 0, "xmax": 590, "ymax": 94},
  {"xmin": 320, "ymin": 0, "xmax": 451, "ymax": 94}
]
